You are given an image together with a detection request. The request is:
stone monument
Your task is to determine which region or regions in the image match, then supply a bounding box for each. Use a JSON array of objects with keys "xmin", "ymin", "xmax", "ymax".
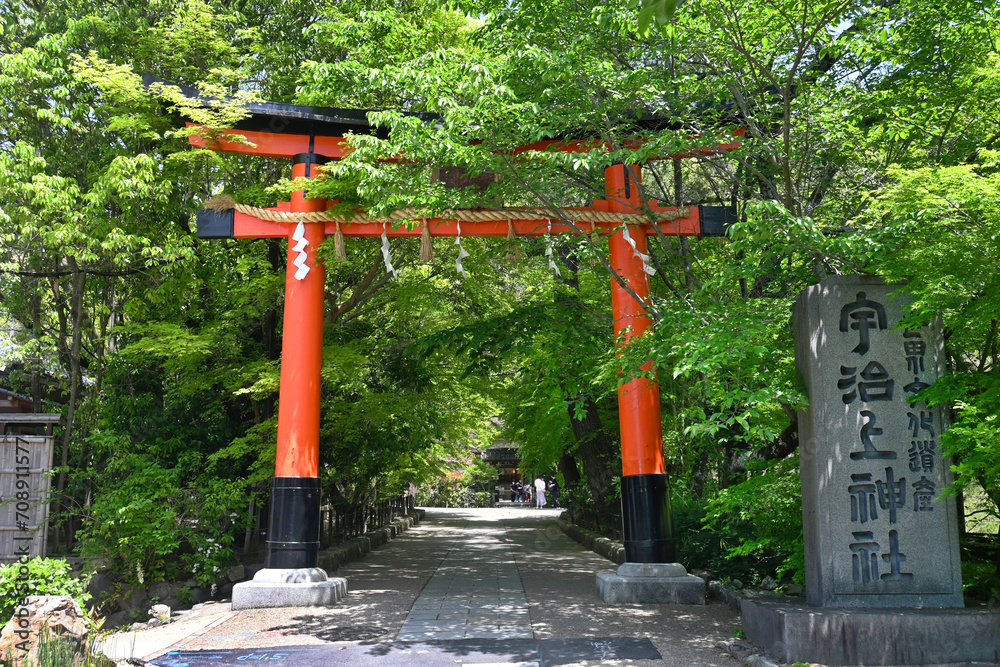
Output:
[
  {"xmin": 798, "ymin": 276, "xmax": 961, "ymax": 607},
  {"xmin": 741, "ymin": 276, "xmax": 1000, "ymax": 665}
]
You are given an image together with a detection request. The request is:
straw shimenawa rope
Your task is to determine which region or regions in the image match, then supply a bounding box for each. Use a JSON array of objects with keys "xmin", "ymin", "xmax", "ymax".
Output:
[
  {"xmin": 505, "ymin": 220, "xmax": 522, "ymax": 261},
  {"xmin": 203, "ymin": 197, "xmax": 693, "ymax": 262},
  {"xmin": 203, "ymin": 194, "xmax": 237, "ymax": 211},
  {"xmin": 217, "ymin": 202, "xmax": 692, "ymax": 227},
  {"xmin": 419, "ymin": 221, "xmax": 434, "ymax": 261},
  {"xmin": 334, "ymin": 221, "xmax": 347, "ymax": 261}
]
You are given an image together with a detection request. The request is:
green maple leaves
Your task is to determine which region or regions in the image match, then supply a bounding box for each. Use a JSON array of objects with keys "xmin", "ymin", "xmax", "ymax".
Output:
[{"xmin": 629, "ymin": 0, "xmax": 678, "ymax": 34}]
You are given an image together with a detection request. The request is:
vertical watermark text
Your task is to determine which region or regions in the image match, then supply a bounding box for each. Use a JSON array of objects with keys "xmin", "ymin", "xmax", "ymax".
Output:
[{"xmin": 6, "ymin": 435, "xmax": 38, "ymax": 661}]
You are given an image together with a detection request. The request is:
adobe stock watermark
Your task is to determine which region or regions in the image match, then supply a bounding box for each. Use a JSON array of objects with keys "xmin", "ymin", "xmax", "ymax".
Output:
[
  {"xmin": 5, "ymin": 435, "xmax": 42, "ymax": 662},
  {"xmin": 532, "ymin": 523, "xmax": 564, "ymax": 552}
]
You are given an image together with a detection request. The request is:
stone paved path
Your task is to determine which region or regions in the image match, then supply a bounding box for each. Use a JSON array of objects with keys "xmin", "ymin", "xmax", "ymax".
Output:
[
  {"xmin": 113, "ymin": 508, "xmax": 746, "ymax": 666},
  {"xmin": 396, "ymin": 520, "xmax": 532, "ymax": 640}
]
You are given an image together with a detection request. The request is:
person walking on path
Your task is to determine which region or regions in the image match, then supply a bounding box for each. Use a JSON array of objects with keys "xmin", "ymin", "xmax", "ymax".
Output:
[
  {"xmin": 534, "ymin": 475, "xmax": 547, "ymax": 508},
  {"xmin": 548, "ymin": 477, "xmax": 560, "ymax": 508}
]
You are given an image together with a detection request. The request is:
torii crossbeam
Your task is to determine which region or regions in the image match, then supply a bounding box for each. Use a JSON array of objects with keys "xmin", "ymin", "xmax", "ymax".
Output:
[{"xmin": 172, "ymin": 81, "xmax": 739, "ymax": 606}]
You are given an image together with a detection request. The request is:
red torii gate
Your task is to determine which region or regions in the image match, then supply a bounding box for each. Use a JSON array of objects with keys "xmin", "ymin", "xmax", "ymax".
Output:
[{"xmin": 184, "ymin": 91, "xmax": 739, "ymax": 581}]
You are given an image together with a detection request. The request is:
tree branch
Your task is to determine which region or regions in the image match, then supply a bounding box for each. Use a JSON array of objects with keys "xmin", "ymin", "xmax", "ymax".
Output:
[{"xmin": 2, "ymin": 260, "xmax": 177, "ymax": 278}]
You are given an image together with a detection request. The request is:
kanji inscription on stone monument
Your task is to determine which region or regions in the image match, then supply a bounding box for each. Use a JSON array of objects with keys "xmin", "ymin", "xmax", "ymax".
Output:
[{"xmin": 794, "ymin": 276, "xmax": 962, "ymax": 608}]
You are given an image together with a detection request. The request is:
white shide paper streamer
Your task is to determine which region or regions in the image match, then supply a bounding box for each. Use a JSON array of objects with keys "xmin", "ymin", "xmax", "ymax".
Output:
[
  {"xmin": 455, "ymin": 222, "xmax": 470, "ymax": 278},
  {"xmin": 381, "ymin": 224, "xmax": 399, "ymax": 279},
  {"xmin": 620, "ymin": 222, "xmax": 656, "ymax": 276},
  {"xmin": 291, "ymin": 221, "xmax": 310, "ymax": 280},
  {"xmin": 545, "ymin": 220, "xmax": 561, "ymax": 278}
]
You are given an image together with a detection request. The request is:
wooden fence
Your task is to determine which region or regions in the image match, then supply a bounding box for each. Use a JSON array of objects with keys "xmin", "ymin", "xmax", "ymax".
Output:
[
  {"xmin": 239, "ymin": 492, "xmax": 415, "ymax": 554},
  {"xmin": 564, "ymin": 504, "xmax": 622, "ymax": 540},
  {"xmin": 320, "ymin": 495, "xmax": 414, "ymax": 548},
  {"xmin": 0, "ymin": 415, "xmax": 60, "ymax": 563}
]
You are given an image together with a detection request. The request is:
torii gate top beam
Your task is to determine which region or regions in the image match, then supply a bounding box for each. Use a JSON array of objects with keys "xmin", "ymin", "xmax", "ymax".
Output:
[
  {"xmin": 155, "ymin": 77, "xmax": 741, "ymax": 238},
  {"xmin": 187, "ymin": 124, "xmax": 744, "ymax": 161},
  {"xmin": 186, "ymin": 123, "xmax": 744, "ymax": 161},
  {"xmin": 144, "ymin": 76, "xmax": 742, "ymax": 161}
]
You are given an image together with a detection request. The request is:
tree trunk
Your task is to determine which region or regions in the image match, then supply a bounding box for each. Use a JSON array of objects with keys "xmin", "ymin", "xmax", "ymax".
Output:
[
  {"xmin": 29, "ymin": 288, "xmax": 43, "ymax": 411},
  {"xmin": 725, "ymin": 415, "xmax": 800, "ymax": 479},
  {"xmin": 558, "ymin": 452, "xmax": 582, "ymax": 488},
  {"xmin": 672, "ymin": 158, "xmax": 683, "ymax": 206},
  {"xmin": 79, "ymin": 280, "xmax": 113, "ymax": 525},
  {"xmin": 567, "ymin": 393, "xmax": 620, "ymax": 524},
  {"xmin": 57, "ymin": 265, "xmax": 85, "ymax": 550},
  {"xmin": 265, "ymin": 239, "xmax": 282, "ymax": 362}
]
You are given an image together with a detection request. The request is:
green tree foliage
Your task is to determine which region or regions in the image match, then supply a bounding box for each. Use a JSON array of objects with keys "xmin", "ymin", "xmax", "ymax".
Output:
[
  {"xmin": 703, "ymin": 456, "xmax": 805, "ymax": 583},
  {"xmin": 0, "ymin": 0, "xmax": 510, "ymax": 587},
  {"xmin": 2, "ymin": 0, "xmax": 999, "ymax": 594},
  {"xmin": 867, "ymin": 164, "xmax": 1000, "ymax": 516},
  {"xmin": 291, "ymin": 0, "xmax": 1000, "ymax": 582}
]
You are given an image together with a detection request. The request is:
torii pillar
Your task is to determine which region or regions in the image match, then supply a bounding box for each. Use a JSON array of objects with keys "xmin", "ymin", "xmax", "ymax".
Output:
[
  {"xmin": 232, "ymin": 152, "xmax": 348, "ymax": 610},
  {"xmin": 596, "ymin": 163, "xmax": 706, "ymax": 603},
  {"xmin": 269, "ymin": 153, "xmax": 326, "ymax": 570}
]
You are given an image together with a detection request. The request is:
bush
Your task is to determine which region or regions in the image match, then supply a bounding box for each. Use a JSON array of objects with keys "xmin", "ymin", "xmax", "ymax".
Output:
[
  {"xmin": 76, "ymin": 454, "xmax": 249, "ymax": 588},
  {"xmin": 959, "ymin": 539, "xmax": 1000, "ymax": 601},
  {"xmin": 0, "ymin": 558, "xmax": 90, "ymax": 623},
  {"xmin": 176, "ymin": 586, "xmax": 193, "ymax": 607},
  {"xmin": 416, "ymin": 464, "xmax": 497, "ymax": 508},
  {"xmin": 702, "ymin": 455, "xmax": 805, "ymax": 585},
  {"xmin": 458, "ymin": 489, "xmax": 493, "ymax": 507},
  {"xmin": 961, "ymin": 558, "xmax": 998, "ymax": 601},
  {"xmin": 416, "ymin": 477, "xmax": 462, "ymax": 507},
  {"xmin": 673, "ymin": 491, "xmax": 780, "ymax": 584}
]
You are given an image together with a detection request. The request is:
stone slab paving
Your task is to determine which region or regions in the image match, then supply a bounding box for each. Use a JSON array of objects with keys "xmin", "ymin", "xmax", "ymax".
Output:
[
  {"xmin": 396, "ymin": 519, "xmax": 532, "ymax": 641},
  {"xmin": 134, "ymin": 508, "xmax": 747, "ymax": 666},
  {"xmin": 148, "ymin": 637, "xmax": 661, "ymax": 666},
  {"xmin": 119, "ymin": 507, "xmax": 989, "ymax": 667},
  {"xmin": 95, "ymin": 605, "xmax": 235, "ymax": 662},
  {"xmin": 501, "ymin": 511, "xmax": 740, "ymax": 667},
  {"xmin": 162, "ymin": 511, "xmax": 470, "ymax": 650}
]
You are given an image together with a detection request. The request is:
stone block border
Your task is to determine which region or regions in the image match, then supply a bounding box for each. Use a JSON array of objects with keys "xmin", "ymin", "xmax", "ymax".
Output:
[
  {"xmin": 556, "ymin": 516, "xmax": 625, "ymax": 564},
  {"xmin": 317, "ymin": 508, "xmax": 425, "ymax": 573}
]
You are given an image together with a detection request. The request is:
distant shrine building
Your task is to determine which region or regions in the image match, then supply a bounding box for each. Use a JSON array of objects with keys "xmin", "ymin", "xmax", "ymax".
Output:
[
  {"xmin": 478, "ymin": 441, "xmax": 522, "ymax": 503},
  {"xmin": 0, "ymin": 388, "xmax": 33, "ymax": 414}
]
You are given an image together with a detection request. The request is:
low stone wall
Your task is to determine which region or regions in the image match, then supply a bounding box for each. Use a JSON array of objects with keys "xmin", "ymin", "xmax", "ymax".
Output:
[
  {"xmin": 556, "ymin": 516, "xmax": 625, "ymax": 564},
  {"xmin": 318, "ymin": 508, "xmax": 425, "ymax": 573}
]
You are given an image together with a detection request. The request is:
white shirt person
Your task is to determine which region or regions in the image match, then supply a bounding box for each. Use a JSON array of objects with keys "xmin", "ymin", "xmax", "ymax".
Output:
[{"xmin": 534, "ymin": 476, "xmax": 547, "ymax": 508}]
